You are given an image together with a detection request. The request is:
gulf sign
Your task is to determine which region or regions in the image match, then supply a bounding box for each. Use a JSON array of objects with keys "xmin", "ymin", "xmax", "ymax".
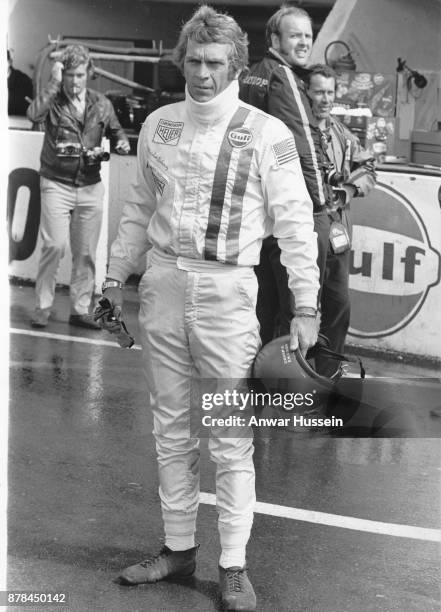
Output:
[{"xmin": 348, "ymin": 178, "xmax": 441, "ymax": 339}]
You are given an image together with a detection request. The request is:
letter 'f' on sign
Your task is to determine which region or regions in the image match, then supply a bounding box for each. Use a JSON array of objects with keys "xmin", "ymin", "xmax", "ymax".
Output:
[{"xmin": 401, "ymin": 246, "xmax": 425, "ymax": 283}]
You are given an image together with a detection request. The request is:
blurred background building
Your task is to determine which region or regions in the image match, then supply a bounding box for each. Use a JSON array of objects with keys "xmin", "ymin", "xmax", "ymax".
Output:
[{"xmin": 8, "ymin": 0, "xmax": 441, "ymax": 161}]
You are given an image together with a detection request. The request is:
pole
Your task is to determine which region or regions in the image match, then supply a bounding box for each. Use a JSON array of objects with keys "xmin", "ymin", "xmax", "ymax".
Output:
[{"xmin": 93, "ymin": 66, "xmax": 155, "ymax": 93}]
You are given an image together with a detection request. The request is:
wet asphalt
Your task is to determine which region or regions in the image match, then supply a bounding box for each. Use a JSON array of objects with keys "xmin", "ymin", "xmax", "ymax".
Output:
[{"xmin": 7, "ymin": 284, "xmax": 441, "ymax": 612}]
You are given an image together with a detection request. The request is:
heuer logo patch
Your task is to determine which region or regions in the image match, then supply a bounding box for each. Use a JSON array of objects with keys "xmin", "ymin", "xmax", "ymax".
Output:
[
  {"xmin": 153, "ymin": 119, "xmax": 184, "ymax": 146},
  {"xmin": 228, "ymin": 127, "xmax": 253, "ymax": 149}
]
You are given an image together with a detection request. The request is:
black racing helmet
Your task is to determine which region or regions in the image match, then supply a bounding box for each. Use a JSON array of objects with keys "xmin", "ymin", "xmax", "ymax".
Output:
[
  {"xmin": 253, "ymin": 333, "xmax": 357, "ymax": 392},
  {"xmin": 252, "ymin": 334, "xmax": 368, "ymax": 434}
]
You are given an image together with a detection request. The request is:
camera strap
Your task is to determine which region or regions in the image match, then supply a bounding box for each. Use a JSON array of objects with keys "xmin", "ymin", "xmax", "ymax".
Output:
[{"xmin": 327, "ymin": 209, "xmax": 341, "ymax": 222}]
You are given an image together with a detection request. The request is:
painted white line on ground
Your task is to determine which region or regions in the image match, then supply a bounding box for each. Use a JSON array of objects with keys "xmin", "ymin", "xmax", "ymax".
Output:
[
  {"xmin": 10, "ymin": 326, "xmax": 441, "ymax": 543},
  {"xmin": 10, "ymin": 328, "xmax": 371, "ymax": 375},
  {"xmin": 9, "ymin": 327, "xmax": 142, "ymax": 350},
  {"xmin": 199, "ymin": 492, "xmax": 440, "ymax": 542},
  {"xmin": 344, "ymin": 372, "xmax": 373, "ymax": 378}
]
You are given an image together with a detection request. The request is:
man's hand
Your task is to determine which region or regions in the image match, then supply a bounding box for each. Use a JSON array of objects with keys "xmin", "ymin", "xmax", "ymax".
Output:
[
  {"xmin": 115, "ymin": 139, "xmax": 130, "ymax": 155},
  {"xmin": 51, "ymin": 61, "xmax": 64, "ymax": 83},
  {"xmin": 289, "ymin": 312, "xmax": 319, "ymax": 354},
  {"xmin": 93, "ymin": 287, "xmax": 123, "ymax": 333},
  {"xmin": 333, "ymin": 184, "xmax": 357, "ymax": 207},
  {"xmin": 94, "ymin": 288, "xmax": 135, "ymax": 348}
]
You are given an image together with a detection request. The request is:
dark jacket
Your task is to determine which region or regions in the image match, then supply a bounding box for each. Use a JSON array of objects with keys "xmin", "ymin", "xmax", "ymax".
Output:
[
  {"xmin": 325, "ymin": 116, "xmax": 376, "ymax": 196},
  {"xmin": 27, "ymin": 79, "xmax": 128, "ymax": 187},
  {"xmin": 8, "ymin": 67, "xmax": 33, "ymax": 116},
  {"xmin": 240, "ymin": 49, "xmax": 328, "ymax": 212}
]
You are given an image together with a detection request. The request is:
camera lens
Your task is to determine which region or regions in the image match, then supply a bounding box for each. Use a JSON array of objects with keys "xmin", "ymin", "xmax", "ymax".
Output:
[{"xmin": 328, "ymin": 170, "xmax": 344, "ymax": 187}]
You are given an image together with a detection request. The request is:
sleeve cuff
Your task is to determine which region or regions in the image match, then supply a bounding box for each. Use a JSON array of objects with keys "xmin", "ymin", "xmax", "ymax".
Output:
[
  {"xmin": 291, "ymin": 291, "xmax": 318, "ymax": 310},
  {"xmin": 106, "ymin": 257, "xmax": 133, "ymax": 284}
]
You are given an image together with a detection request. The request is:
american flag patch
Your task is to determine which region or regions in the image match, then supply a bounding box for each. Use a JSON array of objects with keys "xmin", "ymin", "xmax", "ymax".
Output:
[{"xmin": 272, "ymin": 137, "xmax": 299, "ymax": 166}]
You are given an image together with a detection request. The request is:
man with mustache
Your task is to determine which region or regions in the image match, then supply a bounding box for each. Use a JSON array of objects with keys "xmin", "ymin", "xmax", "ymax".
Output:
[
  {"xmin": 27, "ymin": 44, "xmax": 130, "ymax": 330},
  {"xmin": 305, "ymin": 64, "xmax": 376, "ymax": 370}
]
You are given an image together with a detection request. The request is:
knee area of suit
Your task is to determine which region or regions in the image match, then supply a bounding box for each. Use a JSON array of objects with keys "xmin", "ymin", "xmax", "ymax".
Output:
[
  {"xmin": 155, "ymin": 437, "xmax": 200, "ymax": 459},
  {"xmin": 209, "ymin": 442, "xmax": 254, "ymax": 467},
  {"xmin": 43, "ymin": 241, "xmax": 67, "ymax": 257}
]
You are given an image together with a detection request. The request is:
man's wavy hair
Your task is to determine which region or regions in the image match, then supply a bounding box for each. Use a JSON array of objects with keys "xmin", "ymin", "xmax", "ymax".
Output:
[
  {"xmin": 265, "ymin": 5, "xmax": 312, "ymax": 48},
  {"xmin": 60, "ymin": 44, "xmax": 94, "ymax": 72},
  {"xmin": 305, "ymin": 63, "xmax": 337, "ymax": 87},
  {"xmin": 173, "ymin": 5, "xmax": 248, "ymax": 78}
]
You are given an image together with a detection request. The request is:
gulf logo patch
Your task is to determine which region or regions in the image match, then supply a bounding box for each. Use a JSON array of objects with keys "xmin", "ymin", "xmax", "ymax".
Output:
[{"xmin": 228, "ymin": 127, "xmax": 253, "ymax": 149}]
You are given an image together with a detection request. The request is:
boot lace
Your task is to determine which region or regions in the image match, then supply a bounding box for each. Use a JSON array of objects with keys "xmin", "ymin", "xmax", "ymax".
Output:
[
  {"xmin": 226, "ymin": 568, "xmax": 246, "ymax": 592},
  {"xmin": 139, "ymin": 547, "xmax": 169, "ymax": 569}
]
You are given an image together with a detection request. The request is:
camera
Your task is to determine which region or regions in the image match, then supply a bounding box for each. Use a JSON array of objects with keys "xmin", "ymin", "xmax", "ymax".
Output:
[
  {"xmin": 327, "ymin": 168, "xmax": 344, "ymax": 187},
  {"xmin": 82, "ymin": 147, "xmax": 110, "ymax": 166},
  {"xmin": 56, "ymin": 142, "xmax": 110, "ymax": 164},
  {"xmin": 55, "ymin": 142, "xmax": 82, "ymax": 157},
  {"xmin": 323, "ymin": 162, "xmax": 344, "ymax": 187}
]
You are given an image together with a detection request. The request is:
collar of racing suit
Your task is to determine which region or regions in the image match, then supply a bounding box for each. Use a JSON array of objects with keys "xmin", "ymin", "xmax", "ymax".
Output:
[
  {"xmin": 185, "ymin": 79, "xmax": 239, "ymax": 125},
  {"xmin": 268, "ymin": 47, "xmax": 291, "ymax": 68},
  {"xmin": 267, "ymin": 47, "xmax": 311, "ymax": 81}
]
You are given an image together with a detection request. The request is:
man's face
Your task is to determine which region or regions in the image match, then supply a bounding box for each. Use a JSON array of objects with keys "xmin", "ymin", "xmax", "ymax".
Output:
[
  {"xmin": 307, "ymin": 74, "xmax": 335, "ymax": 120},
  {"xmin": 62, "ymin": 63, "xmax": 88, "ymax": 98},
  {"xmin": 271, "ymin": 15, "xmax": 313, "ymax": 67},
  {"xmin": 183, "ymin": 40, "xmax": 234, "ymax": 102}
]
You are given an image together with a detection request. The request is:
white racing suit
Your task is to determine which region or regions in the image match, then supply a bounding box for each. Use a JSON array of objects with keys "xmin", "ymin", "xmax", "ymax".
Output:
[{"xmin": 108, "ymin": 80, "xmax": 319, "ymax": 565}]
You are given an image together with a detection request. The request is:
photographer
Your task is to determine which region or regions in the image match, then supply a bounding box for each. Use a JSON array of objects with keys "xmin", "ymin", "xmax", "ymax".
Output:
[
  {"xmin": 305, "ymin": 64, "xmax": 376, "ymax": 373},
  {"xmin": 27, "ymin": 44, "xmax": 130, "ymax": 329}
]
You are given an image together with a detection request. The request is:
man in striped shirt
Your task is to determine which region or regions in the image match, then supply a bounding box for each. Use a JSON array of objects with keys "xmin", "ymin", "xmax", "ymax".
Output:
[
  {"xmin": 98, "ymin": 7, "xmax": 319, "ymax": 610},
  {"xmin": 240, "ymin": 6, "xmax": 330, "ymax": 345}
]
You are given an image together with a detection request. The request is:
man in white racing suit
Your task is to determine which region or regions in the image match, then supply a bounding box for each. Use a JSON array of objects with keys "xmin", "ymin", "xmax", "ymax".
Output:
[{"xmin": 98, "ymin": 7, "xmax": 319, "ymax": 611}]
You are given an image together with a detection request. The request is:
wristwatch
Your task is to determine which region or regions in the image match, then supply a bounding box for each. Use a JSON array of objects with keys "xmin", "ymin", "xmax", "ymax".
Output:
[
  {"xmin": 101, "ymin": 279, "xmax": 124, "ymax": 292},
  {"xmin": 294, "ymin": 307, "xmax": 317, "ymax": 319}
]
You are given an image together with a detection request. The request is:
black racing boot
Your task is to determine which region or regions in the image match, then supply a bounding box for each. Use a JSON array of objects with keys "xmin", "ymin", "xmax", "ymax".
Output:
[
  {"xmin": 219, "ymin": 565, "xmax": 257, "ymax": 611},
  {"xmin": 118, "ymin": 545, "xmax": 199, "ymax": 585}
]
